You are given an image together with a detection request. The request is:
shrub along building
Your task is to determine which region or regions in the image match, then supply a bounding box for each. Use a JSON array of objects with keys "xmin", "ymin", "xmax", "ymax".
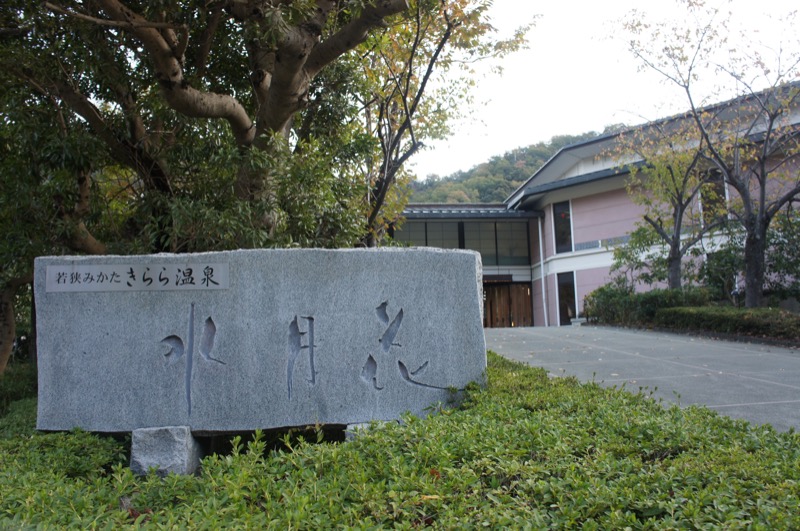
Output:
[{"xmin": 396, "ymin": 81, "xmax": 800, "ymax": 327}]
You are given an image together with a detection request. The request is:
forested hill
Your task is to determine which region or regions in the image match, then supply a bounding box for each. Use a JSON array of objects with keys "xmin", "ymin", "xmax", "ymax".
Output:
[{"xmin": 408, "ymin": 131, "xmax": 603, "ymax": 204}]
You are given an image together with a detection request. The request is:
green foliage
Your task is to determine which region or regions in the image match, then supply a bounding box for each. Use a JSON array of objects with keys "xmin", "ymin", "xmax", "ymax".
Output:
[
  {"xmin": 584, "ymin": 284, "xmax": 710, "ymax": 326},
  {"xmin": 700, "ymin": 210, "xmax": 800, "ymax": 302},
  {"xmin": 0, "ymin": 81, "xmax": 101, "ymax": 283},
  {"xmin": 0, "ymin": 362, "xmax": 36, "ymax": 417},
  {"xmin": 409, "ymin": 131, "xmax": 601, "ymax": 203},
  {"xmin": 582, "ymin": 281, "xmax": 637, "ymax": 325},
  {"xmin": 136, "ymin": 135, "xmax": 367, "ymax": 253},
  {"xmin": 610, "ymin": 225, "xmax": 669, "ymax": 287},
  {"xmin": 765, "ymin": 207, "xmax": 800, "ymax": 299},
  {"xmin": 3, "ymin": 354, "xmax": 800, "ymax": 527},
  {"xmin": 654, "ymin": 307, "xmax": 800, "ymax": 342},
  {"xmin": 0, "ymin": 397, "xmax": 37, "ymax": 439},
  {"xmin": 700, "ymin": 228, "xmax": 746, "ymax": 302}
]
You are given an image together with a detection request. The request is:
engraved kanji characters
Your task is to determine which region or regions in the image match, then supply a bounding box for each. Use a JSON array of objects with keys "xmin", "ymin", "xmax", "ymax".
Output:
[
  {"xmin": 161, "ymin": 302, "xmax": 224, "ymax": 416},
  {"xmin": 287, "ymin": 316, "xmax": 317, "ymax": 399}
]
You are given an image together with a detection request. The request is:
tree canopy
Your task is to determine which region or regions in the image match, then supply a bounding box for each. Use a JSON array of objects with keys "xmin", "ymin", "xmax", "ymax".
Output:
[
  {"xmin": 0, "ymin": 0, "xmax": 530, "ymax": 373},
  {"xmin": 612, "ymin": 110, "xmax": 729, "ymax": 290},
  {"xmin": 622, "ymin": 0, "xmax": 800, "ymax": 306}
]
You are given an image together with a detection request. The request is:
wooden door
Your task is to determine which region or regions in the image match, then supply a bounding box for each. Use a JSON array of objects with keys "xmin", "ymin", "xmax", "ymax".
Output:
[
  {"xmin": 509, "ymin": 284, "xmax": 532, "ymax": 327},
  {"xmin": 483, "ymin": 284, "xmax": 532, "ymax": 328}
]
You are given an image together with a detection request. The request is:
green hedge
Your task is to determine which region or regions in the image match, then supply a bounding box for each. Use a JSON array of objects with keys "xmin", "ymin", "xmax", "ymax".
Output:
[
  {"xmin": 655, "ymin": 306, "xmax": 800, "ymax": 342},
  {"xmin": 584, "ymin": 285, "xmax": 710, "ymax": 326},
  {"xmin": 2, "ymin": 353, "xmax": 800, "ymax": 528}
]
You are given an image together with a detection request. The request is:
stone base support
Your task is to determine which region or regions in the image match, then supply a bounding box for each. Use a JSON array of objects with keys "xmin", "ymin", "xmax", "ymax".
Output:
[{"xmin": 130, "ymin": 426, "xmax": 202, "ymax": 476}]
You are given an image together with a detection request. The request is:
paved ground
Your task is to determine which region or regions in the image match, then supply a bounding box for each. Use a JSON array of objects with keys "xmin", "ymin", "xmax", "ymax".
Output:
[{"xmin": 484, "ymin": 325, "xmax": 800, "ymax": 432}]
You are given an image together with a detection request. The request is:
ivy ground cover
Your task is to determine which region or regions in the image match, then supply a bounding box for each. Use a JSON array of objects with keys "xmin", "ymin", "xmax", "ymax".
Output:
[{"xmin": 1, "ymin": 353, "xmax": 799, "ymax": 528}]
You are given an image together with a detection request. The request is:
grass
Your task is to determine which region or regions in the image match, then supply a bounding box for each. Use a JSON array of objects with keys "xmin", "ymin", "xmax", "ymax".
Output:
[{"xmin": 1, "ymin": 353, "xmax": 799, "ymax": 528}]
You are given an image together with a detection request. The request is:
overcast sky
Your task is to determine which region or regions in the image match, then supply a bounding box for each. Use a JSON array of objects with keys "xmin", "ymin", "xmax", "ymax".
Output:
[{"xmin": 408, "ymin": 0, "xmax": 793, "ymax": 179}]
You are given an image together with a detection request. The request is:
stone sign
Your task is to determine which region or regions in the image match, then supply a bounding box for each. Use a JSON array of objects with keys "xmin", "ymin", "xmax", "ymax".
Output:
[{"xmin": 35, "ymin": 248, "xmax": 486, "ymax": 434}]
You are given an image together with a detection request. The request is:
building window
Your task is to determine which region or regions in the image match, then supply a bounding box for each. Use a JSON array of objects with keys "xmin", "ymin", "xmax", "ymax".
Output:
[
  {"xmin": 553, "ymin": 201, "xmax": 573, "ymax": 254},
  {"xmin": 496, "ymin": 222, "xmax": 530, "ymax": 266},
  {"xmin": 394, "ymin": 221, "xmax": 426, "ymax": 246},
  {"xmin": 395, "ymin": 220, "xmax": 530, "ymax": 267},
  {"xmin": 464, "ymin": 221, "xmax": 498, "ymax": 266},
  {"xmin": 426, "ymin": 222, "xmax": 460, "ymax": 249},
  {"xmin": 557, "ymin": 271, "xmax": 576, "ymax": 326}
]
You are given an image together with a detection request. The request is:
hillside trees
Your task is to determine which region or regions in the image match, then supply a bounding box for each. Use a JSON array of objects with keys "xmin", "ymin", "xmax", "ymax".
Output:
[
  {"xmin": 624, "ymin": 0, "xmax": 800, "ymax": 307},
  {"xmin": 0, "ymin": 0, "xmax": 530, "ymax": 373},
  {"xmin": 410, "ymin": 131, "xmax": 600, "ymax": 203}
]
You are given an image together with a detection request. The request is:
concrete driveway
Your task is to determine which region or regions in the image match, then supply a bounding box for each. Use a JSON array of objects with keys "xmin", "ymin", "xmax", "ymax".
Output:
[{"xmin": 484, "ymin": 325, "xmax": 800, "ymax": 432}]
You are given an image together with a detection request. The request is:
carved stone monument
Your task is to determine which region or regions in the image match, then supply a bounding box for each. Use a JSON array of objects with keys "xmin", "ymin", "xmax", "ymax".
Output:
[{"xmin": 35, "ymin": 249, "xmax": 486, "ymax": 474}]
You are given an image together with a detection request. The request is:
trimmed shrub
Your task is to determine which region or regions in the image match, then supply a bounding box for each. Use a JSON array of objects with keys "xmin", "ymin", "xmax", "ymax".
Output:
[
  {"xmin": 655, "ymin": 306, "xmax": 800, "ymax": 342},
  {"xmin": 583, "ymin": 283, "xmax": 636, "ymax": 324},
  {"xmin": 633, "ymin": 287, "xmax": 710, "ymax": 322},
  {"xmin": 585, "ymin": 284, "xmax": 710, "ymax": 326}
]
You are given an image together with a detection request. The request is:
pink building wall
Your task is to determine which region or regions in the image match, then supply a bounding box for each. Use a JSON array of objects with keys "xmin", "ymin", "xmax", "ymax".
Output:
[
  {"xmin": 572, "ymin": 189, "xmax": 647, "ymax": 244},
  {"xmin": 531, "ymin": 274, "xmax": 545, "ymax": 326},
  {"xmin": 530, "ymin": 185, "xmax": 646, "ymax": 326}
]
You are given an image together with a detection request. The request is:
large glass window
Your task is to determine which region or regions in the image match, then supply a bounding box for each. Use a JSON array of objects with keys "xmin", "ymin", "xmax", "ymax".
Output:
[
  {"xmin": 394, "ymin": 221, "xmax": 426, "ymax": 246},
  {"xmin": 426, "ymin": 222, "xmax": 460, "ymax": 249},
  {"xmin": 395, "ymin": 220, "xmax": 531, "ymax": 267},
  {"xmin": 496, "ymin": 222, "xmax": 530, "ymax": 265},
  {"xmin": 464, "ymin": 222, "xmax": 498, "ymax": 266},
  {"xmin": 553, "ymin": 201, "xmax": 573, "ymax": 254}
]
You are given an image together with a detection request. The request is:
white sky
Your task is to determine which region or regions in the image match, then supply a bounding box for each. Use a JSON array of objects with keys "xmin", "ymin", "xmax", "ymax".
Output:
[{"xmin": 409, "ymin": 0, "xmax": 794, "ymax": 179}]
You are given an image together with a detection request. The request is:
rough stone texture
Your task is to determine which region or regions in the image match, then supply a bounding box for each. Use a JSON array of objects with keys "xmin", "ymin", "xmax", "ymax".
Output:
[
  {"xmin": 35, "ymin": 248, "xmax": 486, "ymax": 433},
  {"xmin": 130, "ymin": 426, "xmax": 201, "ymax": 476}
]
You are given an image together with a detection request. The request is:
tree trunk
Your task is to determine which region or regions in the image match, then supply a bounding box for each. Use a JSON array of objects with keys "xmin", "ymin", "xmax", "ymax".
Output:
[
  {"xmin": 743, "ymin": 224, "xmax": 768, "ymax": 308},
  {"xmin": 0, "ymin": 286, "xmax": 16, "ymax": 375},
  {"xmin": 667, "ymin": 244, "xmax": 682, "ymax": 290}
]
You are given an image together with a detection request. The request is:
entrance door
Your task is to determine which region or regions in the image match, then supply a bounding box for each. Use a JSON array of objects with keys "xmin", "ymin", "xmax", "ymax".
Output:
[
  {"xmin": 557, "ymin": 272, "xmax": 576, "ymax": 326},
  {"xmin": 483, "ymin": 284, "xmax": 532, "ymax": 328}
]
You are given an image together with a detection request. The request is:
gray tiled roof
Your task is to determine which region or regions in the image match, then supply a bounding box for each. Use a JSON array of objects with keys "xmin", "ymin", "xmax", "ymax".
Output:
[{"xmin": 403, "ymin": 204, "xmax": 541, "ymax": 219}]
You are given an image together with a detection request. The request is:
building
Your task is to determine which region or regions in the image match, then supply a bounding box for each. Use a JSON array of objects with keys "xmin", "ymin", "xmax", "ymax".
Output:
[
  {"xmin": 396, "ymin": 204, "xmax": 539, "ymax": 328},
  {"xmin": 396, "ymin": 82, "xmax": 800, "ymax": 327},
  {"xmin": 396, "ymin": 135, "xmax": 642, "ymax": 328}
]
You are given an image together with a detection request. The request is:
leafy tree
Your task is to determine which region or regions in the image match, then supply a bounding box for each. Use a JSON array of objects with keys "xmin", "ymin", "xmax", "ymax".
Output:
[
  {"xmin": 358, "ymin": 0, "xmax": 529, "ymax": 244},
  {"xmin": 624, "ymin": 0, "xmax": 800, "ymax": 307},
  {"xmin": 765, "ymin": 204, "xmax": 800, "ymax": 299},
  {"xmin": 609, "ymin": 225, "xmax": 670, "ymax": 289},
  {"xmin": 698, "ymin": 224, "xmax": 745, "ymax": 303},
  {"xmin": 0, "ymin": 79, "xmax": 120, "ymax": 372},
  {"xmin": 0, "ymin": 1, "xmax": 530, "ymax": 373},
  {"xmin": 614, "ymin": 115, "xmax": 727, "ymax": 289},
  {"xmin": 701, "ymin": 205, "xmax": 800, "ymax": 303}
]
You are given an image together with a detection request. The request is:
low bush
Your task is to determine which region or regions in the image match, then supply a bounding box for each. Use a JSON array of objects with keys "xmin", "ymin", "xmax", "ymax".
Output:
[
  {"xmin": 583, "ymin": 282, "xmax": 636, "ymax": 324},
  {"xmin": 584, "ymin": 284, "xmax": 710, "ymax": 326},
  {"xmin": 2, "ymin": 353, "xmax": 800, "ymax": 528},
  {"xmin": 0, "ymin": 362, "xmax": 37, "ymax": 417},
  {"xmin": 655, "ymin": 306, "xmax": 800, "ymax": 342}
]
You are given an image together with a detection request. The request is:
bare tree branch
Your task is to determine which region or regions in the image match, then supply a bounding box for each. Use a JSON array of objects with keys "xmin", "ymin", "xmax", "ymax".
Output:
[
  {"xmin": 306, "ymin": 0, "xmax": 410, "ymax": 77},
  {"xmin": 44, "ymin": 2, "xmax": 187, "ymax": 31},
  {"xmin": 92, "ymin": 0, "xmax": 255, "ymax": 146}
]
